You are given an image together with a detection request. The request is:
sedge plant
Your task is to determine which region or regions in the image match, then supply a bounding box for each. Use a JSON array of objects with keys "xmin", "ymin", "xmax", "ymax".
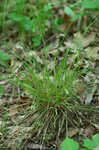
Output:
[
  {"xmin": 10, "ymin": 45, "xmax": 99, "ymax": 148},
  {"xmin": 11, "ymin": 48, "xmax": 81, "ymax": 145}
]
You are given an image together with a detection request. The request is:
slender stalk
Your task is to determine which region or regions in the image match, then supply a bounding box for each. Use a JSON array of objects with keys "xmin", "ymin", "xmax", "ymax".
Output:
[{"xmin": 1, "ymin": 0, "xmax": 7, "ymax": 32}]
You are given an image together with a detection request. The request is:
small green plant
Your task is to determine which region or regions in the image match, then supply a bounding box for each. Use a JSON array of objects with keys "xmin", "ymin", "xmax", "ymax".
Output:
[
  {"xmin": 58, "ymin": 137, "xmax": 79, "ymax": 150},
  {"xmin": 64, "ymin": 0, "xmax": 99, "ymax": 23},
  {"xmin": 58, "ymin": 134, "xmax": 99, "ymax": 150},
  {"xmin": 7, "ymin": 0, "xmax": 53, "ymax": 45},
  {"xmin": 0, "ymin": 50, "xmax": 10, "ymax": 67},
  {"xmin": 82, "ymin": 134, "xmax": 99, "ymax": 150}
]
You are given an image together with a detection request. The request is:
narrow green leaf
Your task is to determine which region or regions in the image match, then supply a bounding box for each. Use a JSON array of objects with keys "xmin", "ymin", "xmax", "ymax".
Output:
[
  {"xmin": 64, "ymin": 6, "xmax": 76, "ymax": 17},
  {"xmin": 0, "ymin": 85, "xmax": 4, "ymax": 95},
  {"xmin": 80, "ymin": 148, "xmax": 89, "ymax": 150}
]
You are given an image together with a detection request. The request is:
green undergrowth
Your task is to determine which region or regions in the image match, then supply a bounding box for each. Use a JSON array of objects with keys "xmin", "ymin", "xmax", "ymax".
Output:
[
  {"xmin": 59, "ymin": 134, "xmax": 99, "ymax": 150},
  {"xmin": 0, "ymin": 0, "xmax": 98, "ymax": 46}
]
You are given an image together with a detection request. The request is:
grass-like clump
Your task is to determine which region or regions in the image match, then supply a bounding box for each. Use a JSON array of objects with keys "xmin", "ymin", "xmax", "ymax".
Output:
[{"xmin": 11, "ymin": 51, "xmax": 80, "ymax": 145}]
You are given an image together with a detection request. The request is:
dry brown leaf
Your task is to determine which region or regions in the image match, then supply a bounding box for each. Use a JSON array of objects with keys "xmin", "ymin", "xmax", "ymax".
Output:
[
  {"xmin": 82, "ymin": 125, "xmax": 96, "ymax": 137},
  {"xmin": 63, "ymin": 14, "xmax": 76, "ymax": 34},
  {"xmin": 83, "ymin": 86, "xmax": 97, "ymax": 105},
  {"xmin": 85, "ymin": 46, "xmax": 99, "ymax": 60},
  {"xmin": 67, "ymin": 128, "xmax": 79, "ymax": 138},
  {"xmin": 74, "ymin": 32, "xmax": 96, "ymax": 48}
]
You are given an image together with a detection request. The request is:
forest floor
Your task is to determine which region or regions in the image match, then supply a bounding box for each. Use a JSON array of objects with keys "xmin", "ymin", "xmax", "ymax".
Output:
[{"xmin": 0, "ymin": 1, "xmax": 99, "ymax": 150}]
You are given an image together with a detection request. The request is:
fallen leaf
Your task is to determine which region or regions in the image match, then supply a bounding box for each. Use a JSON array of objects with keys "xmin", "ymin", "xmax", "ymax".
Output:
[
  {"xmin": 67, "ymin": 128, "xmax": 79, "ymax": 137},
  {"xmin": 84, "ymin": 86, "xmax": 97, "ymax": 105},
  {"xmin": 82, "ymin": 125, "xmax": 96, "ymax": 137},
  {"xmin": 85, "ymin": 47, "xmax": 99, "ymax": 60},
  {"xmin": 74, "ymin": 32, "xmax": 96, "ymax": 48},
  {"xmin": 27, "ymin": 51, "xmax": 43, "ymax": 64}
]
